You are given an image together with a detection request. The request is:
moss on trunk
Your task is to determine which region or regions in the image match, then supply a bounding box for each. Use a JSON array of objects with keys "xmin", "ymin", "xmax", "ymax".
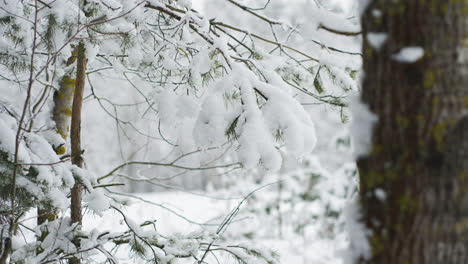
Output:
[{"xmin": 358, "ymin": 1, "xmax": 468, "ymax": 263}]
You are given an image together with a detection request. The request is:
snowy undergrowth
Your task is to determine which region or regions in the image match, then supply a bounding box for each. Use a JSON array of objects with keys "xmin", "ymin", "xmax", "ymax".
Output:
[
  {"xmin": 83, "ymin": 188, "xmax": 351, "ymax": 264},
  {"xmin": 0, "ymin": 0, "xmax": 363, "ymax": 262}
]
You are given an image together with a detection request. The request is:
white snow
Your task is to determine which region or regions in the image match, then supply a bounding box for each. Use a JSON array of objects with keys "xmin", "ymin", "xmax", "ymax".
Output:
[
  {"xmin": 340, "ymin": 198, "xmax": 370, "ymax": 264},
  {"xmin": 0, "ymin": 1, "xmax": 370, "ymax": 263},
  {"xmin": 178, "ymin": 0, "xmax": 192, "ymax": 9},
  {"xmin": 84, "ymin": 189, "xmax": 111, "ymax": 216},
  {"xmin": 79, "ymin": 188, "xmax": 351, "ymax": 263},
  {"xmin": 371, "ymin": 9, "xmax": 382, "ymax": 18},
  {"xmin": 392, "ymin": 47, "xmax": 425, "ymax": 63},
  {"xmin": 0, "ymin": 113, "xmax": 18, "ymax": 156},
  {"xmin": 375, "ymin": 188, "xmax": 386, "ymax": 201},
  {"xmin": 349, "ymin": 94, "xmax": 377, "ymax": 158},
  {"xmin": 367, "ymin": 32, "xmax": 387, "ymax": 51}
]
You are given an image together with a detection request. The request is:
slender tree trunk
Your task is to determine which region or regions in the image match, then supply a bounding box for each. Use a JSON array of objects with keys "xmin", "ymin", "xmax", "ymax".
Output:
[
  {"xmin": 69, "ymin": 42, "xmax": 86, "ymax": 264},
  {"xmin": 357, "ymin": 1, "xmax": 468, "ymax": 263}
]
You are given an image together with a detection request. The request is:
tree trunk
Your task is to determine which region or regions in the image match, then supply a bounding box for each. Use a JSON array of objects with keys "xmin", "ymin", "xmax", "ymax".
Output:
[
  {"xmin": 357, "ymin": 1, "xmax": 468, "ymax": 263},
  {"xmin": 69, "ymin": 42, "xmax": 86, "ymax": 264},
  {"xmin": 37, "ymin": 53, "xmax": 77, "ymax": 251}
]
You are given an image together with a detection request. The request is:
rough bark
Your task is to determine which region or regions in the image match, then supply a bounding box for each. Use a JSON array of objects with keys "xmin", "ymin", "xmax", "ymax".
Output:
[
  {"xmin": 357, "ymin": 1, "xmax": 468, "ymax": 263},
  {"xmin": 69, "ymin": 42, "xmax": 86, "ymax": 264}
]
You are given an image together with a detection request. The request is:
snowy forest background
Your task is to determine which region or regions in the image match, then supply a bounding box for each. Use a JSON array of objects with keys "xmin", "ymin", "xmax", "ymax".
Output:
[{"xmin": 0, "ymin": 0, "xmax": 368, "ymax": 263}]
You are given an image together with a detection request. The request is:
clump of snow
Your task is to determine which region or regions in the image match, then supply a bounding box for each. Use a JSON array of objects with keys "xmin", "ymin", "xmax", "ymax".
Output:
[
  {"xmin": 366, "ymin": 32, "xmax": 387, "ymax": 51},
  {"xmin": 193, "ymin": 93, "xmax": 230, "ymax": 147},
  {"xmin": 70, "ymin": 165, "xmax": 96, "ymax": 191},
  {"xmin": 84, "ymin": 42, "xmax": 99, "ymax": 64},
  {"xmin": 177, "ymin": 95, "xmax": 200, "ymax": 119},
  {"xmin": 190, "ymin": 48, "xmax": 212, "ymax": 86},
  {"xmin": 146, "ymin": 0, "xmax": 163, "ymax": 7},
  {"xmin": 16, "ymin": 176, "xmax": 44, "ymax": 198},
  {"xmin": 339, "ymin": 198, "xmax": 371, "ymax": 264},
  {"xmin": 84, "ymin": 189, "xmax": 110, "ymax": 216},
  {"xmin": 392, "ymin": 47, "xmax": 424, "ymax": 63},
  {"xmin": 0, "ymin": 113, "xmax": 18, "ymax": 155},
  {"xmin": 178, "ymin": 0, "xmax": 192, "ymax": 9},
  {"xmin": 349, "ymin": 94, "xmax": 377, "ymax": 158},
  {"xmin": 371, "ymin": 9, "xmax": 382, "ymax": 17},
  {"xmin": 48, "ymin": 189, "xmax": 69, "ymax": 210},
  {"xmin": 310, "ymin": 7, "xmax": 361, "ymax": 33},
  {"xmin": 375, "ymin": 188, "xmax": 386, "ymax": 201},
  {"xmin": 191, "ymin": 48, "xmax": 211, "ymax": 74},
  {"xmin": 190, "ymin": 64, "xmax": 317, "ymax": 172},
  {"xmin": 236, "ymin": 73, "xmax": 281, "ymax": 171}
]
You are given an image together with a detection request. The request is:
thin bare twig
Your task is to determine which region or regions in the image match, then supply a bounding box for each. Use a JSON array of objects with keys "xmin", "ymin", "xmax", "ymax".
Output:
[
  {"xmin": 98, "ymin": 160, "xmax": 241, "ymax": 183},
  {"xmin": 317, "ymin": 23, "xmax": 361, "ymax": 36}
]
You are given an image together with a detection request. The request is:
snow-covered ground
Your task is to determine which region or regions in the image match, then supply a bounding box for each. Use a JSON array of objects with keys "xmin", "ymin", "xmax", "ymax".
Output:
[{"xmin": 81, "ymin": 191, "xmax": 347, "ymax": 263}]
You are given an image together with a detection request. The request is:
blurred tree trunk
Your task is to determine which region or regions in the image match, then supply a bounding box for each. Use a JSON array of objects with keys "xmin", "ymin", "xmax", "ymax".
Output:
[{"xmin": 358, "ymin": 1, "xmax": 468, "ymax": 263}]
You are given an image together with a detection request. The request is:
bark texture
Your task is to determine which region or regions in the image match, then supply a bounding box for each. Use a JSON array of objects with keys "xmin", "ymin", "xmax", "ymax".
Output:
[
  {"xmin": 53, "ymin": 76, "xmax": 75, "ymax": 144},
  {"xmin": 358, "ymin": 1, "xmax": 468, "ymax": 263},
  {"xmin": 38, "ymin": 53, "xmax": 77, "ymax": 246},
  {"xmin": 69, "ymin": 42, "xmax": 86, "ymax": 264}
]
